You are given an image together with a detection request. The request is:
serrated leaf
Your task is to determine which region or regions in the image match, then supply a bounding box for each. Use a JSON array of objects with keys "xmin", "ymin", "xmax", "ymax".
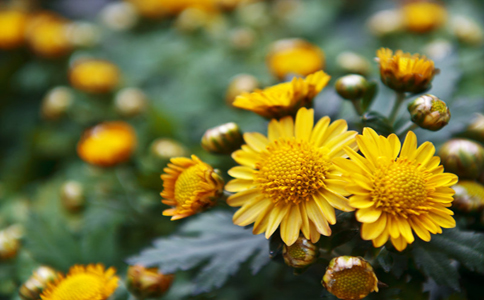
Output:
[
  {"xmin": 412, "ymin": 242, "xmax": 460, "ymax": 291},
  {"xmin": 128, "ymin": 211, "xmax": 270, "ymax": 294}
]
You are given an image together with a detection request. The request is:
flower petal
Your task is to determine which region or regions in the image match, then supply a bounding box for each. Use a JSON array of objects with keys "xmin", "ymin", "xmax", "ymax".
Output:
[
  {"xmin": 295, "ymin": 107, "xmax": 314, "ymax": 141},
  {"xmin": 243, "ymin": 132, "xmax": 269, "ymax": 152},
  {"xmin": 227, "ymin": 166, "xmax": 255, "ymax": 180},
  {"xmin": 361, "ymin": 213, "xmax": 387, "ymax": 240},
  {"xmin": 280, "ymin": 205, "xmax": 302, "ymax": 246},
  {"xmin": 319, "ymin": 190, "xmax": 354, "ymax": 212},
  {"xmin": 356, "ymin": 207, "xmax": 382, "ymax": 223},
  {"xmin": 225, "ymin": 179, "xmax": 254, "ymax": 192},
  {"xmin": 265, "ymin": 204, "xmax": 291, "ymax": 239},
  {"xmin": 233, "ymin": 198, "xmax": 272, "ymax": 226},
  {"xmin": 226, "ymin": 188, "xmax": 259, "ymax": 206}
]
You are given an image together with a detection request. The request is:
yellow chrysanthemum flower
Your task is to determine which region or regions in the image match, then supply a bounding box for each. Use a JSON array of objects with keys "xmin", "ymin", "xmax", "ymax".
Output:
[
  {"xmin": 127, "ymin": 0, "xmax": 218, "ymax": 19},
  {"xmin": 69, "ymin": 59, "xmax": 121, "ymax": 94},
  {"xmin": 402, "ymin": 2, "xmax": 447, "ymax": 33},
  {"xmin": 40, "ymin": 264, "xmax": 119, "ymax": 300},
  {"xmin": 226, "ymin": 107, "xmax": 358, "ymax": 246},
  {"xmin": 376, "ymin": 48, "xmax": 438, "ymax": 94},
  {"xmin": 334, "ymin": 128, "xmax": 458, "ymax": 252},
  {"xmin": 161, "ymin": 155, "xmax": 225, "ymax": 220},
  {"xmin": 233, "ymin": 70, "xmax": 330, "ymax": 119},
  {"xmin": 0, "ymin": 10, "xmax": 28, "ymax": 50}
]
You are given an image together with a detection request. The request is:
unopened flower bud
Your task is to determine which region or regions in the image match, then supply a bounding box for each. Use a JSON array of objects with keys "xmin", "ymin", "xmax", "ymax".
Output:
[
  {"xmin": 335, "ymin": 75, "xmax": 368, "ymax": 101},
  {"xmin": 283, "ymin": 236, "xmax": 318, "ymax": 269},
  {"xmin": 150, "ymin": 138, "xmax": 188, "ymax": 160},
  {"xmin": 229, "ymin": 27, "xmax": 256, "ymax": 50},
  {"xmin": 408, "ymin": 94, "xmax": 450, "ymax": 131},
  {"xmin": 66, "ymin": 21, "xmax": 100, "ymax": 48},
  {"xmin": 0, "ymin": 225, "xmax": 22, "ymax": 260},
  {"xmin": 175, "ymin": 8, "xmax": 209, "ymax": 33},
  {"xmin": 452, "ymin": 180, "xmax": 484, "ymax": 213},
  {"xmin": 201, "ymin": 122, "xmax": 243, "ymax": 155},
  {"xmin": 225, "ymin": 74, "xmax": 259, "ymax": 106},
  {"xmin": 451, "ymin": 15, "xmax": 483, "ymax": 46},
  {"xmin": 322, "ymin": 256, "xmax": 379, "ymax": 300},
  {"xmin": 60, "ymin": 181, "xmax": 85, "ymax": 212},
  {"xmin": 40, "ymin": 86, "xmax": 74, "ymax": 120},
  {"xmin": 100, "ymin": 2, "xmax": 139, "ymax": 31},
  {"xmin": 19, "ymin": 266, "xmax": 59, "ymax": 300},
  {"xmin": 439, "ymin": 139, "xmax": 484, "ymax": 180},
  {"xmin": 336, "ymin": 52, "xmax": 371, "ymax": 76},
  {"xmin": 126, "ymin": 265, "xmax": 174, "ymax": 299},
  {"xmin": 465, "ymin": 114, "xmax": 484, "ymax": 143},
  {"xmin": 367, "ymin": 10, "xmax": 403, "ymax": 37},
  {"xmin": 115, "ymin": 87, "xmax": 148, "ymax": 117}
]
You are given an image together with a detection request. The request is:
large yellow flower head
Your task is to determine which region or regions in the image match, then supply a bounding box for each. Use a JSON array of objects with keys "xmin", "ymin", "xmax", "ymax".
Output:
[
  {"xmin": 233, "ymin": 70, "xmax": 330, "ymax": 119},
  {"xmin": 376, "ymin": 48, "xmax": 438, "ymax": 94},
  {"xmin": 402, "ymin": 2, "xmax": 447, "ymax": 33},
  {"xmin": 0, "ymin": 10, "xmax": 28, "ymax": 50},
  {"xmin": 161, "ymin": 155, "xmax": 225, "ymax": 220},
  {"xmin": 334, "ymin": 128, "xmax": 458, "ymax": 251},
  {"xmin": 226, "ymin": 107, "xmax": 358, "ymax": 246},
  {"xmin": 40, "ymin": 264, "xmax": 119, "ymax": 300}
]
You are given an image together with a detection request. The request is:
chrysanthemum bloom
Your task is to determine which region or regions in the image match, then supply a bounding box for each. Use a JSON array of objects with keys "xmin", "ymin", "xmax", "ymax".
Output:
[
  {"xmin": 226, "ymin": 108, "xmax": 357, "ymax": 246},
  {"xmin": 402, "ymin": 2, "xmax": 447, "ymax": 34},
  {"xmin": 0, "ymin": 10, "xmax": 28, "ymax": 50},
  {"xmin": 127, "ymin": 0, "xmax": 217, "ymax": 19},
  {"xmin": 267, "ymin": 38, "xmax": 325, "ymax": 80},
  {"xmin": 233, "ymin": 70, "xmax": 330, "ymax": 119},
  {"xmin": 376, "ymin": 48, "xmax": 438, "ymax": 94},
  {"xmin": 40, "ymin": 264, "xmax": 118, "ymax": 300},
  {"xmin": 334, "ymin": 128, "xmax": 458, "ymax": 251},
  {"xmin": 69, "ymin": 59, "xmax": 121, "ymax": 94},
  {"xmin": 161, "ymin": 155, "xmax": 225, "ymax": 220},
  {"xmin": 77, "ymin": 121, "xmax": 137, "ymax": 167},
  {"xmin": 25, "ymin": 13, "xmax": 72, "ymax": 58}
]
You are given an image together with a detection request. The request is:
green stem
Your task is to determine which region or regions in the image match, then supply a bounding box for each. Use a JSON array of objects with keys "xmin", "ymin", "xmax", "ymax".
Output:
[
  {"xmin": 351, "ymin": 99, "xmax": 364, "ymax": 116},
  {"xmin": 388, "ymin": 92, "xmax": 406, "ymax": 124},
  {"xmin": 396, "ymin": 120, "xmax": 418, "ymax": 137}
]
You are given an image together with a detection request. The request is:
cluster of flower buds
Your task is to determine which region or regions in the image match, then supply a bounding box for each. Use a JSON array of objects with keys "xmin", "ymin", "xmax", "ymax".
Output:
[{"xmin": 19, "ymin": 266, "xmax": 59, "ymax": 300}]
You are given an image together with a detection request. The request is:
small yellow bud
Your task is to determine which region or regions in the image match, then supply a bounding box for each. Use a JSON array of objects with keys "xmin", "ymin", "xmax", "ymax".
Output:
[
  {"xmin": 451, "ymin": 15, "xmax": 483, "ymax": 46},
  {"xmin": 201, "ymin": 122, "xmax": 244, "ymax": 155},
  {"xmin": 367, "ymin": 10, "xmax": 403, "ymax": 37},
  {"xmin": 115, "ymin": 87, "xmax": 148, "ymax": 117},
  {"xmin": 100, "ymin": 2, "xmax": 139, "ymax": 31},
  {"xmin": 408, "ymin": 94, "xmax": 450, "ymax": 131},
  {"xmin": 150, "ymin": 138, "xmax": 188, "ymax": 160},
  {"xmin": 283, "ymin": 236, "xmax": 318, "ymax": 269},
  {"xmin": 0, "ymin": 225, "xmax": 22, "ymax": 261},
  {"xmin": 60, "ymin": 181, "xmax": 85, "ymax": 212},
  {"xmin": 439, "ymin": 139, "xmax": 484, "ymax": 180},
  {"xmin": 126, "ymin": 265, "xmax": 174, "ymax": 299},
  {"xmin": 335, "ymin": 74, "xmax": 368, "ymax": 101},
  {"xmin": 452, "ymin": 180, "xmax": 484, "ymax": 213},
  {"xmin": 19, "ymin": 266, "xmax": 59, "ymax": 300},
  {"xmin": 40, "ymin": 86, "xmax": 74, "ymax": 121},
  {"xmin": 336, "ymin": 52, "xmax": 371, "ymax": 77},
  {"xmin": 322, "ymin": 256, "xmax": 379, "ymax": 300},
  {"xmin": 69, "ymin": 59, "xmax": 121, "ymax": 94},
  {"xmin": 225, "ymin": 74, "xmax": 259, "ymax": 107}
]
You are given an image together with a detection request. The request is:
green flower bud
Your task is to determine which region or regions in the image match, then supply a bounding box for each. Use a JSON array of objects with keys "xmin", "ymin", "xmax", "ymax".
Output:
[
  {"xmin": 336, "ymin": 52, "xmax": 371, "ymax": 76},
  {"xmin": 19, "ymin": 266, "xmax": 59, "ymax": 300},
  {"xmin": 452, "ymin": 180, "xmax": 484, "ymax": 213},
  {"xmin": 465, "ymin": 113, "xmax": 484, "ymax": 143},
  {"xmin": 40, "ymin": 86, "xmax": 74, "ymax": 121},
  {"xmin": 408, "ymin": 94, "xmax": 450, "ymax": 131},
  {"xmin": 201, "ymin": 122, "xmax": 244, "ymax": 155},
  {"xmin": 322, "ymin": 256, "xmax": 379, "ymax": 300},
  {"xmin": 115, "ymin": 87, "xmax": 148, "ymax": 117},
  {"xmin": 0, "ymin": 225, "xmax": 22, "ymax": 261},
  {"xmin": 283, "ymin": 236, "xmax": 318, "ymax": 269},
  {"xmin": 126, "ymin": 265, "xmax": 174, "ymax": 299},
  {"xmin": 60, "ymin": 181, "xmax": 85, "ymax": 212},
  {"xmin": 335, "ymin": 74, "xmax": 368, "ymax": 101},
  {"xmin": 439, "ymin": 139, "xmax": 484, "ymax": 180},
  {"xmin": 150, "ymin": 138, "xmax": 188, "ymax": 161}
]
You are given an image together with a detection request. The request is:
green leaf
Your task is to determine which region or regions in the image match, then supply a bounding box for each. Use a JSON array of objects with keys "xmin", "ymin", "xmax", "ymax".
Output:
[
  {"xmin": 128, "ymin": 210, "xmax": 270, "ymax": 294},
  {"xmin": 412, "ymin": 242, "xmax": 460, "ymax": 291}
]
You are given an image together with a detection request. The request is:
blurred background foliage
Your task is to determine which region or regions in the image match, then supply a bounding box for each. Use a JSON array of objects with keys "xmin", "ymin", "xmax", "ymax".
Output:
[{"xmin": 1, "ymin": 0, "xmax": 484, "ymax": 299}]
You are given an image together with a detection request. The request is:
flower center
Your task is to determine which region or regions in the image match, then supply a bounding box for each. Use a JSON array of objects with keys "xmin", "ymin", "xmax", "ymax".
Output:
[
  {"xmin": 371, "ymin": 159, "xmax": 429, "ymax": 217},
  {"xmin": 174, "ymin": 165, "xmax": 203, "ymax": 206},
  {"xmin": 255, "ymin": 138, "xmax": 331, "ymax": 205},
  {"xmin": 50, "ymin": 274, "xmax": 105, "ymax": 300}
]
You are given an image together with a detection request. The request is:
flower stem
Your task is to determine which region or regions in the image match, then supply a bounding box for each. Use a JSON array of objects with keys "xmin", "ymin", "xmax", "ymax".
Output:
[
  {"xmin": 388, "ymin": 92, "xmax": 406, "ymax": 124},
  {"xmin": 396, "ymin": 120, "xmax": 418, "ymax": 137},
  {"xmin": 351, "ymin": 99, "xmax": 364, "ymax": 116}
]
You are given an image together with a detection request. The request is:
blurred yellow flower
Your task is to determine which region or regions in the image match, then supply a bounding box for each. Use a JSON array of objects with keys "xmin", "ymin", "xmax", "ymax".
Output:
[
  {"xmin": 127, "ymin": 0, "xmax": 218, "ymax": 19},
  {"xmin": 267, "ymin": 38, "xmax": 325, "ymax": 80},
  {"xmin": 161, "ymin": 155, "xmax": 224, "ymax": 220},
  {"xmin": 402, "ymin": 2, "xmax": 447, "ymax": 33},
  {"xmin": 233, "ymin": 70, "xmax": 330, "ymax": 119},
  {"xmin": 334, "ymin": 128, "xmax": 458, "ymax": 251},
  {"xmin": 77, "ymin": 121, "xmax": 137, "ymax": 167},
  {"xmin": 226, "ymin": 108, "xmax": 357, "ymax": 246},
  {"xmin": 69, "ymin": 59, "xmax": 121, "ymax": 94},
  {"xmin": 40, "ymin": 264, "xmax": 118, "ymax": 300},
  {"xmin": 0, "ymin": 10, "xmax": 28, "ymax": 50},
  {"xmin": 376, "ymin": 48, "xmax": 438, "ymax": 94}
]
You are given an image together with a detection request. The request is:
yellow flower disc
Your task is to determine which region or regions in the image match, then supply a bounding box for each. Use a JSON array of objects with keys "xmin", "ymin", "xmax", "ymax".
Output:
[
  {"xmin": 376, "ymin": 48, "xmax": 438, "ymax": 94},
  {"xmin": 267, "ymin": 38, "xmax": 325, "ymax": 80},
  {"xmin": 233, "ymin": 70, "xmax": 330, "ymax": 119},
  {"xmin": 334, "ymin": 128, "xmax": 458, "ymax": 251},
  {"xmin": 77, "ymin": 121, "xmax": 137, "ymax": 167},
  {"xmin": 402, "ymin": 2, "xmax": 447, "ymax": 33},
  {"xmin": 40, "ymin": 264, "xmax": 119, "ymax": 300},
  {"xmin": 226, "ymin": 107, "xmax": 358, "ymax": 246},
  {"xmin": 0, "ymin": 10, "xmax": 28, "ymax": 50},
  {"xmin": 161, "ymin": 155, "xmax": 225, "ymax": 220},
  {"xmin": 69, "ymin": 59, "xmax": 121, "ymax": 94}
]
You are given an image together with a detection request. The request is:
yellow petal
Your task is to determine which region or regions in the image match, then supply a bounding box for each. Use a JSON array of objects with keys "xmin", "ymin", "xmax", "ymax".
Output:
[
  {"xmin": 295, "ymin": 107, "xmax": 314, "ymax": 141},
  {"xmin": 409, "ymin": 217, "xmax": 431, "ymax": 242},
  {"xmin": 306, "ymin": 200, "xmax": 331, "ymax": 236},
  {"xmin": 372, "ymin": 229, "xmax": 389, "ymax": 247},
  {"xmin": 387, "ymin": 133, "xmax": 401, "ymax": 160},
  {"xmin": 349, "ymin": 195, "xmax": 374, "ymax": 209},
  {"xmin": 253, "ymin": 202, "xmax": 275, "ymax": 235},
  {"xmin": 428, "ymin": 211, "xmax": 456, "ymax": 228},
  {"xmin": 391, "ymin": 235, "xmax": 408, "ymax": 251},
  {"xmin": 313, "ymin": 193, "xmax": 336, "ymax": 224},
  {"xmin": 232, "ymin": 149, "xmax": 258, "ymax": 169},
  {"xmin": 319, "ymin": 190, "xmax": 354, "ymax": 212},
  {"xmin": 387, "ymin": 216, "xmax": 400, "ymax": 239},
  {"xmin": 309, "ymin": 116, "xmax": 330, "ymax": 146},
  {"xmin": 309, "ymin": 220, "xmax": 322, "ymax": 243},
  {"xmin": 396, "ymin": 218, "xmax": 414, "ymax": 244},
  {"xmin": 361, "ymin": 213, "xmax": 387, "ymax": 240},
  {"xmin": 427, "ymin": 173, "xmax": 459, "ymax": 187},
  {"xmin": 343, "ymin": 146, "xmax": 373, "ymax": 174},
  {"xmin": 319, "ymin": 120, "xmax": 349, "ymax": 148},
  {"xmin": 356, "ymin": 207, "xmax": 382, "ymax": 223},
  {"xmin": 227, "ymin": 166, "xmax": 255, "ymax": 180},
  {"xmin": 400, "ymin": 131, "xmax": 417, "ymax": 159},
  {"xmin": 325, "ymin": 179, "xmax": 350, "ymax": 196},
  {"xmin": 268, "ymin": 119, "xmax": 284, "ymax": 142},
  {"xmin": 233, "ymin": 198, "xmax": 272, "ymax": 226},
  {"xmin": 265, "ymin": 204, "xmax": 291, "ymax": 239},
  {"xmin": 243, "ymin": 132, "xmax": 269, "ymax": 152},
  {"xmin": 226, "ymin": 188, "xmax": 259, "ymax": 207},
  {"xmin": 299, "ymin": 202, "xmax": 310, "ymax": 240},
  {"xmin": 280, "ymin": 205, "xmax": 302, "ymax": 246},
  {"xmin": 225, "ymin": 179, "xmax": 254, "ymax": 192},
  {"xmin": 279, "ymin": 115, "xmax": 294, "ymax": 137},
  {"xmin": 326, "ymin": 131, "xmax": 358, "ymax": 158}
]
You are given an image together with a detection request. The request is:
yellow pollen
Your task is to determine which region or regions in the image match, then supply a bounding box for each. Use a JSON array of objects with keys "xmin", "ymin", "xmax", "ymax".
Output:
[
  {"xmin": 48, "ymin": 274, "xmax": 104, "ymax": 300},
  {"xmin": 174, "ymin": 165, "xmax": 203, "ymax": 206},
  {"xmin": 371, "ymin": 159, "xmax": 429, "ymax": 217},
  {"xmin": 329, "ymin": 267, "xmax": 377, "ymax": 300},
  {"xmin": 255, "ymin": 138, "xmax": 330, "ymax": 205}
]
